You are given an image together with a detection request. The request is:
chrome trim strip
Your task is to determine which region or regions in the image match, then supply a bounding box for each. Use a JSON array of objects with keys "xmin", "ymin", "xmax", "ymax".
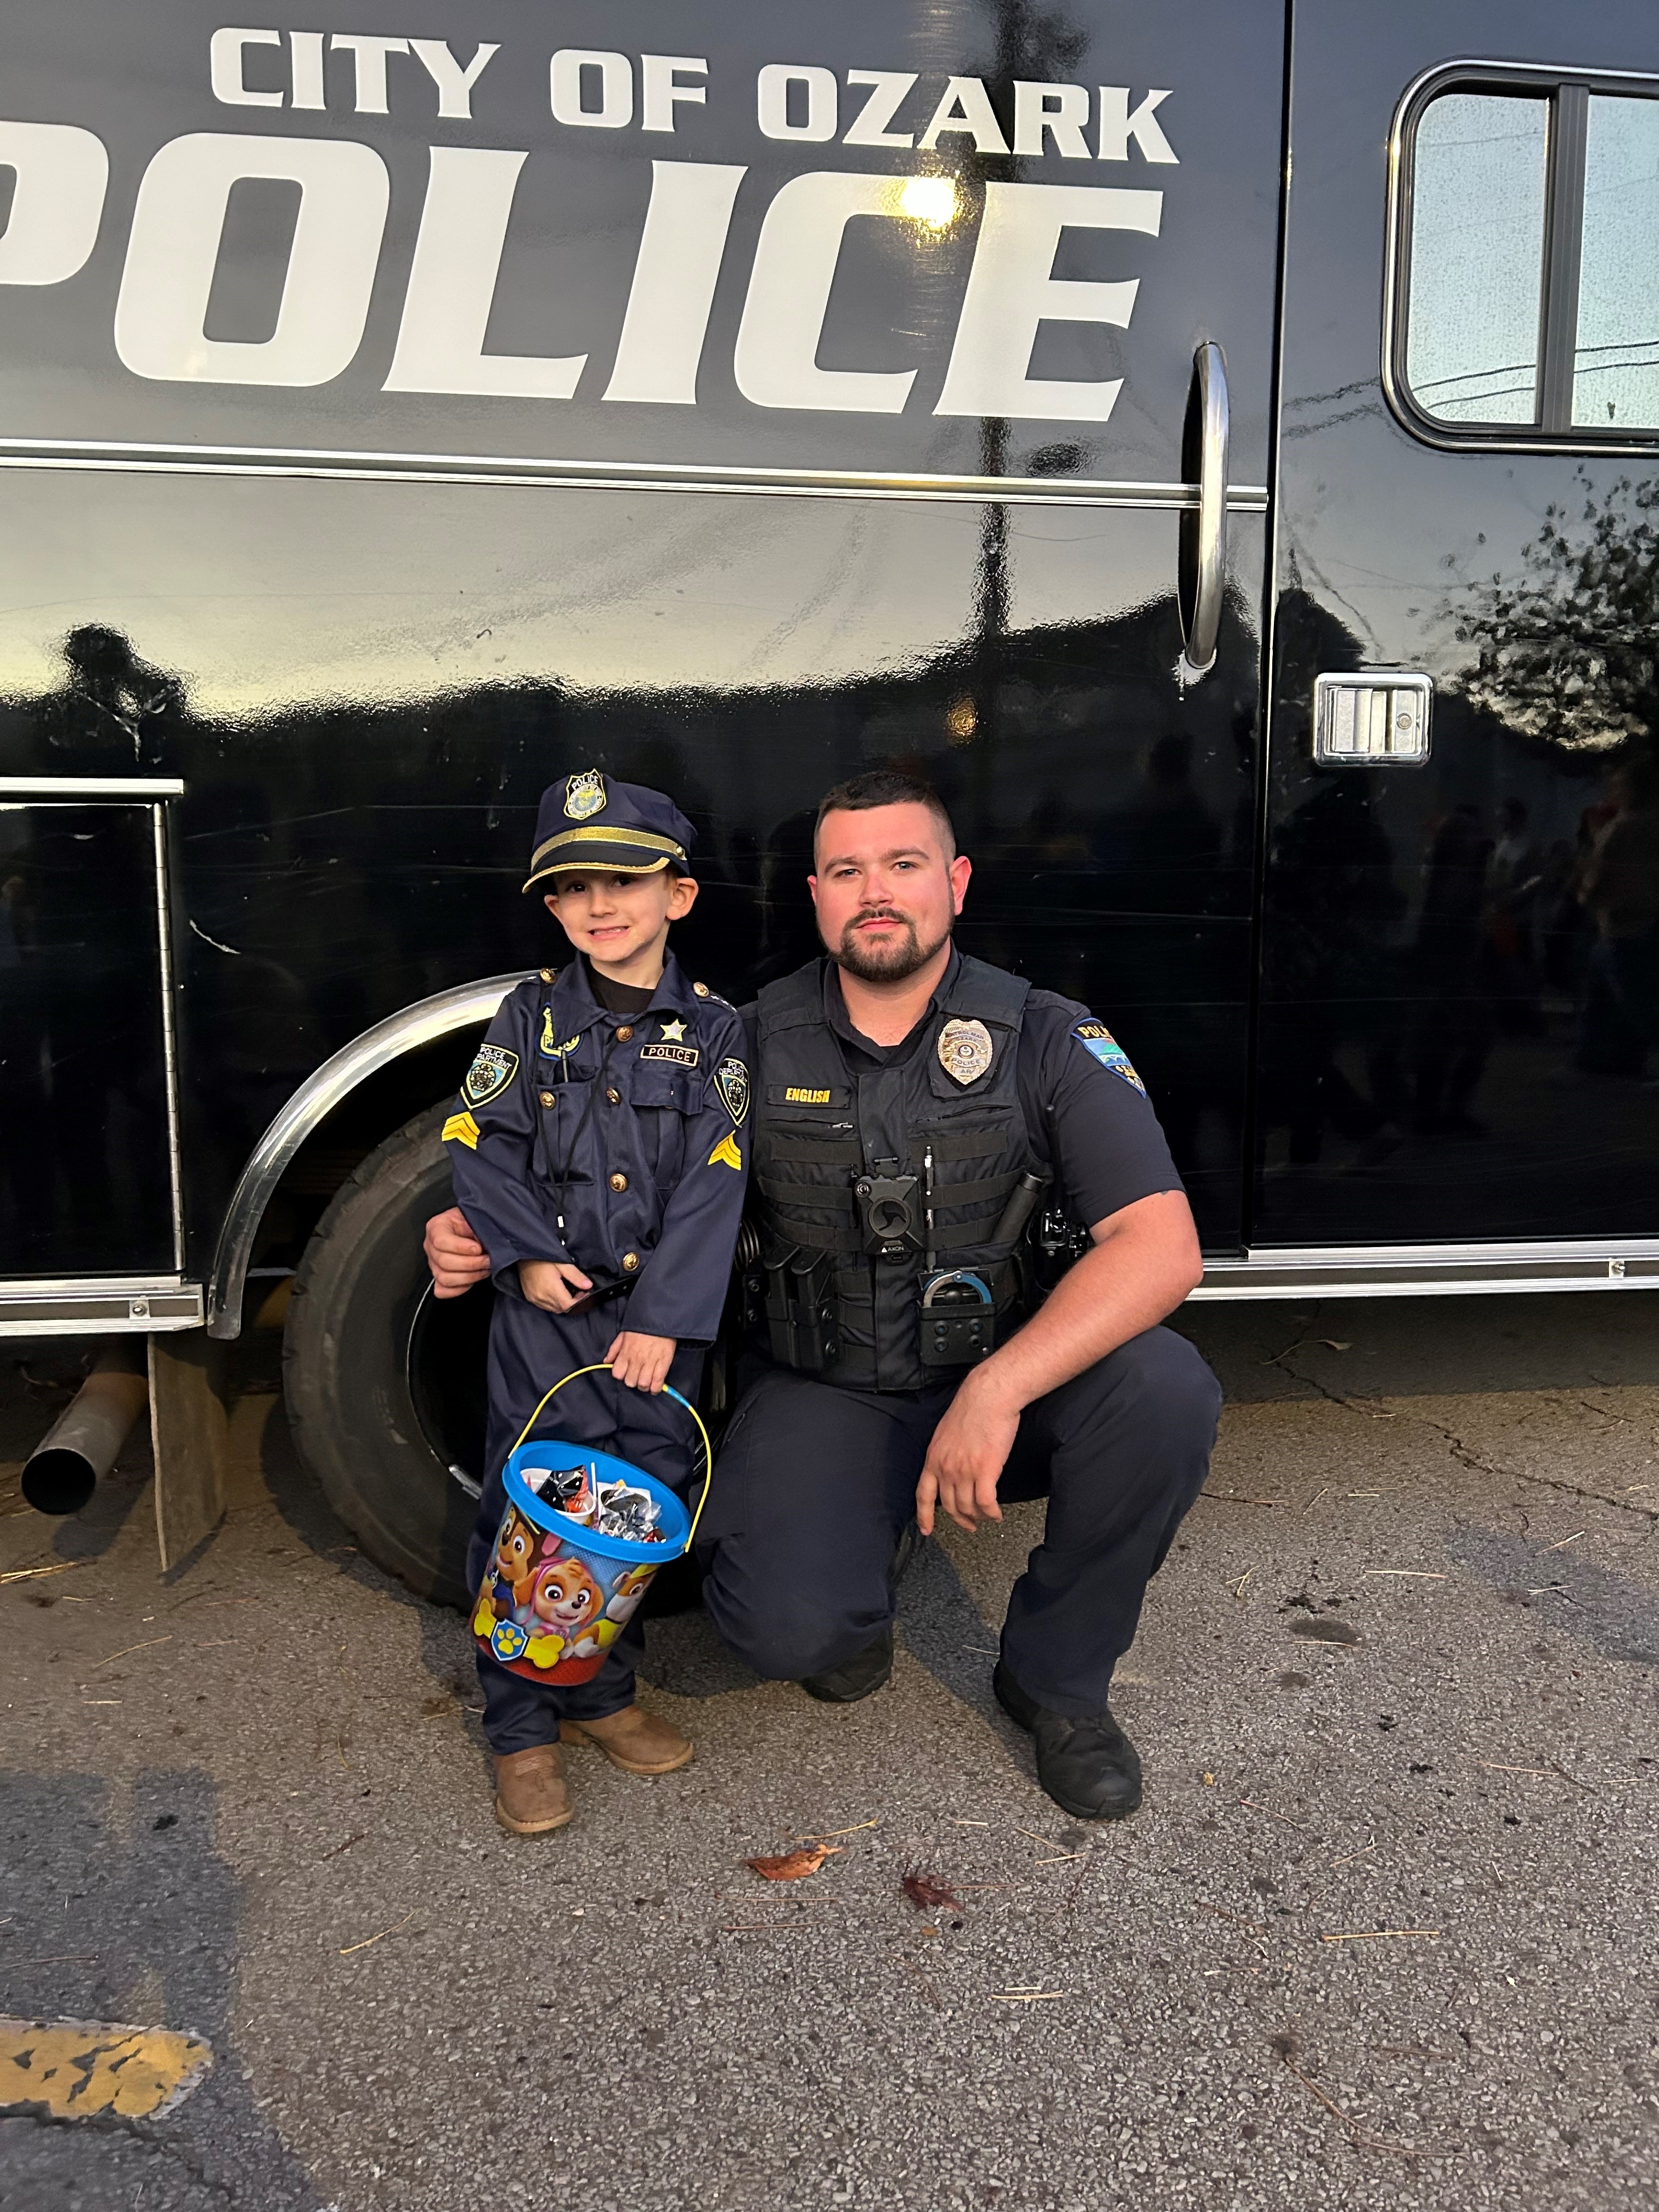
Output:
[
  {"xmin": 0, "ymin": 1277, "xmax": 204, "ymax": 1338},
  {"xmin": 0, "ymin": 443, "xmax": 1270, "ymax": 512},
  {"xmin": 1195, "ymin": 1238, "xmax": 1659, "ymax": 1299},
  {"xmin": 152, "ymin": 804, "xmax": 186, "ymax": 1272},
  {"xmin": 206, "ymin": 972, "xmax": 534, "ymax": 1341},
  {"xmin": 0, "ymin": 776, "xmax": 187, "ymax": 797},
  {"xmin": 1381, "ymin": 58, "xmax": 1659, "ymax": 456}
]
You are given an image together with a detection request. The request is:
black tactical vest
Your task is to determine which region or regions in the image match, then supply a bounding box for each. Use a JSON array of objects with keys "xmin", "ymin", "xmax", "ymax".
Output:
[{"xmin": 753, "ymin": 956, "xmax": 1042, "ymax": 1392}]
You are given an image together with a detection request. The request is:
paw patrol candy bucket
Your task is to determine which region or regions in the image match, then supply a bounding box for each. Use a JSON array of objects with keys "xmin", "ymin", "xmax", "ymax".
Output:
[{"xmin": 472, "ymin": 1365, "xmax": 713, "ymax": 1687}]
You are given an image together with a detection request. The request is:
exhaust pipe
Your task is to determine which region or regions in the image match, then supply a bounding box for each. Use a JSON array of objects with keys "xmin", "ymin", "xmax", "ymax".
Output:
[{"xmin": 22, "ymin": 1351, "xmax": 151, "ymax": 1516}]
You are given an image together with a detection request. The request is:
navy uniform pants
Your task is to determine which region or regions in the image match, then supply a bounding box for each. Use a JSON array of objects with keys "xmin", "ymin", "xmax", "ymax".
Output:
[
  {"xmin": 469, "ymin": 1295, "xmax": 706, "ymax": 1753},
  {"xmin": 697, "ymin": 1326, "xmax": 1221, "ymax": 1719}
]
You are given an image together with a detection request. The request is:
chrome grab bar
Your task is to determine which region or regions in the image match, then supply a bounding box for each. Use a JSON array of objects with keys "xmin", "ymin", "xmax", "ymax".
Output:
[{"xmin": 1180, "ymin": 340, "xmax": 1229, "ymax": 676}]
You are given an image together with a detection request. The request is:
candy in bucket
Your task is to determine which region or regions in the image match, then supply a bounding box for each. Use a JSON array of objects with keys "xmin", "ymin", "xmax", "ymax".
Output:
[{"xmin": 472, "ymin": 1364, "xmax": 713, "ymax": 1688}]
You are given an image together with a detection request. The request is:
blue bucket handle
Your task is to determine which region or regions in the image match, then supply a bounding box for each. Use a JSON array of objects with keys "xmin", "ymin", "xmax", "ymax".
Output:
[{"xmin": 509, "ymin": 1364, "xmax": 715, "ymax": 1549}]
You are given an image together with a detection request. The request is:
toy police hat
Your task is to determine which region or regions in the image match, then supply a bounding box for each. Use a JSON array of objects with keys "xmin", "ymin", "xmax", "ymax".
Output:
[{"xmin": 522, "ymin": 771, "xmax": 697, "ymax": 891}]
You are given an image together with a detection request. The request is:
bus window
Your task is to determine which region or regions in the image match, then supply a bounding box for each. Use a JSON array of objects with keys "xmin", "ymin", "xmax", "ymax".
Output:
[
  {"xmin": 1403, "ymin": 91, "xmax": 1548, "ymax": 426},
  {"xmin": 1575, "ymin": 95, "xmax": 1659, "ymax": 430}
]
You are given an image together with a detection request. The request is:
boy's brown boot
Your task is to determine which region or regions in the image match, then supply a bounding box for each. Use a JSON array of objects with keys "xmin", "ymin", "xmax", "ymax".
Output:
[
  {"xmin": 561, "ymin": 1706, "xmax": 693, "ymax": 1775},
  {"xmin": 493, "ymin": 1743, "xmax": 574, "ymax": 1835}
]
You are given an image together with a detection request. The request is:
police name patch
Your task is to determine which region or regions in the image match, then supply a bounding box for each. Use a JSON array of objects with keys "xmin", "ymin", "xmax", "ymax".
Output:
[
  {"xmin": 639, "ymin": 1042, "xmax": 699, "ymax": 1068},
  {"xmin": 1072, "ymin": 1020, "xmax": 1146, "ymax": 1096},
  {"xmin": 463, "ymin": 1043, "xmax": 518, "ymax": 1107},
  {"xmin": 714, "ymin": 1057, "xmax": 750, "ymax": 1125},
  {"xmin": 768, "ymin": 1084, "xmax": 850, "ymax": 1108}
]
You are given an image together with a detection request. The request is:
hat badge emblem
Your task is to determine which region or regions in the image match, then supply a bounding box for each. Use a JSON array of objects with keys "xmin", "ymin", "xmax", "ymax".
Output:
[{"xmin": 564, "ymin": 770, "xmax": 606, "ymax": 821}]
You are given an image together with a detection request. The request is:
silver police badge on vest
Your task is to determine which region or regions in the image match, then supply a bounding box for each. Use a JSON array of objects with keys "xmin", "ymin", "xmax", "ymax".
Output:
[
  {"xmin": 463, "ymin": 1043, "xmax": 518, "ymax": 1106},
  {"xmin": 938, "ymin": 1017, "xmax": 994, "ymax": 1086},
  {"xmin": 563, "ymin": 769, "xmax": 606, "ymax": 820},
  {"xmin": 714, "ymin": 1057, "xmax": 751, "ymax": 1125}
]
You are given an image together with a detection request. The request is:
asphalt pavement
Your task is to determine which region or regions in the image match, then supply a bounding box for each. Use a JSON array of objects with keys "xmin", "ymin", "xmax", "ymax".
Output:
[{"xmin": 3, "ymin": 1292, "xmax": 1657, "ymax": 2212}]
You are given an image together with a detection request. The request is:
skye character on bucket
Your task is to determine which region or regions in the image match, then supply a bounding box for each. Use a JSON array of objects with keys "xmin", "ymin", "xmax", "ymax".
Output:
[
  {"xmin": 529, "ymin": 1554, "xmax": 605, "ymax": 1644},
  {"xmin": 441, "ymin": 772, "xmax": 749, "ymax": 1840}
]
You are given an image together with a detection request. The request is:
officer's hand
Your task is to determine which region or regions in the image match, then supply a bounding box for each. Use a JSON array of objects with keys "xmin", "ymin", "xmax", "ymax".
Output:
[
  {"xmin": 424, "ymin": 1206, "xmax": 492, "ymax": 1298},
  {"xmin": 606, "ymin": 1331, "xmax": 677, "ymax": 1393},
  {"xmin": 518, "ymin": 1259, "xmax": 595, "ymax": 1313},
  {"xmin": 916, "ymin": 1379, "xmax": 1018, "ymax": 1536}
]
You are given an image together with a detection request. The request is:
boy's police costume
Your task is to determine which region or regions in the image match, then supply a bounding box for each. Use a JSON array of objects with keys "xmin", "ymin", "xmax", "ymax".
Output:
[
  {"xmin": 446, "ymin": 775, "xmax": 749, "ymax": 1754},
  {"xmin": 696, "ymin": 945, "xmax": 1221, "ymax": 1820}
]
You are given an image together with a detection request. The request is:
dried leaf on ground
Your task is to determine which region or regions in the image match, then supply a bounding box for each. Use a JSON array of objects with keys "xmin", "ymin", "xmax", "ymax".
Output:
[
  {"xmin": 900, "ymin": 1867, "xmax": 962, "ymax": 1912},
  {"xmin": 744, "ymin": 1843, "xmax": 841, "ymax": 1882}
]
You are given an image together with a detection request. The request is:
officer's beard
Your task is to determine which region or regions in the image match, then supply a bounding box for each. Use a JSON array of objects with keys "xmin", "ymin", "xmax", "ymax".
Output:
[{"xmin": 831, "ymin": 909, "xmax": 952, "ymax": 984}]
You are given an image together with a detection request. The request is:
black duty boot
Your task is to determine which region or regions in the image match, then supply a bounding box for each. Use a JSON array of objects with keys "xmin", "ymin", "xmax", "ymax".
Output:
[
  {"xmin": 994, "ymin": 1660, "xmax": 1143, "ymax": 1821},
  {"xmin": 799, "ymin": 1624, "xmax": 895, "ymax": 1705}
]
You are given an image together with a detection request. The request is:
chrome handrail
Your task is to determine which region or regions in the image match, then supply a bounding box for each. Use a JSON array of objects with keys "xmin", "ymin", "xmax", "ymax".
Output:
[{"xmin": 1181, "ymin": 340, "xmax": 1230, "ymax": 675}]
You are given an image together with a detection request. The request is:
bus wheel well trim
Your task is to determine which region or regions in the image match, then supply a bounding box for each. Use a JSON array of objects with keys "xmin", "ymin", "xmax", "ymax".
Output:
[{"xmin": 205, "ymin": 972, "xmax": 533, "ymax": 1341}]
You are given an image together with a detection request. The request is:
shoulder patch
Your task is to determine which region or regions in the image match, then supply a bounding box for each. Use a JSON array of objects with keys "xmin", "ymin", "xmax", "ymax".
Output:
[
  {"xmin": 713, "ymin": 1057, "xmax": 750, "ymax": 1125},
  {"xmin": 1071, "ymin": 1020, "xmax": 1147, "ymax": 1097},
  {"xmin": 463, "ymin": 1043, "xmax": 519, "ymax": 1107},
  {"xmin": 442, "ymin": 1109, "xmax": 480, "ymax": 1150}
]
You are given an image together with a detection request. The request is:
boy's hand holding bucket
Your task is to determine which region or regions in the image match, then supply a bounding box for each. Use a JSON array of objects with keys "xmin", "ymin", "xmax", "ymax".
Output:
[{"xmin": 606, "ymin": 1330, "xmax": 676, "ymax": 1393}]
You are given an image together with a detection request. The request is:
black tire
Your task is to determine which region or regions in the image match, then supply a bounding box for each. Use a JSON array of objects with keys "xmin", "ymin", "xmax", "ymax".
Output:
[{"xmin": 283, "ymin": 1102, "xmax": 490, "ymax": 1609}]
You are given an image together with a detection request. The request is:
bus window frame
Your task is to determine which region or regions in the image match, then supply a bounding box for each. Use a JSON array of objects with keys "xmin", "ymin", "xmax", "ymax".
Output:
[{"xmin": 1382, "ymin": 57, "xmax": 1659, "ymax": 456}]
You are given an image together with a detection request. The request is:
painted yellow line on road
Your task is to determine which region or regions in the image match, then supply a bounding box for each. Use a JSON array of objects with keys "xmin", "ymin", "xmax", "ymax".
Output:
[{"xmin": 0, "ymin": 2016, "xmax": 212, "ymax": 2120}]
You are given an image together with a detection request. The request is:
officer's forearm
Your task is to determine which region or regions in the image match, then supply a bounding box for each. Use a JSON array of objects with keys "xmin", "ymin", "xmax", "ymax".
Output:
[{"xmin": 971, "ymin": 1190, "xmax": 1203, "ymax": 1415}]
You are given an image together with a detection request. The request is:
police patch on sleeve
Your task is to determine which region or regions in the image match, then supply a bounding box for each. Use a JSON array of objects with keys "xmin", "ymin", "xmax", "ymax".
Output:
[
  {"xmin": 714, "ymin": 1057, "xmax": 750, "ymax": 1126},
  {"xmin": 462, "ymin": 1043, "xmax": 519, "ymax": 1107},
  {"xmin": 1071, "ymin": 1020, "xmax": 1147, "ymax": 1097}
]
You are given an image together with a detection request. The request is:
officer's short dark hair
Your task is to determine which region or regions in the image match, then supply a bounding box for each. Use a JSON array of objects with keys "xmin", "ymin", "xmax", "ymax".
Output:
[{"xmin": 814, "ymin": 770, "xmax": 956, "ymax": 860}]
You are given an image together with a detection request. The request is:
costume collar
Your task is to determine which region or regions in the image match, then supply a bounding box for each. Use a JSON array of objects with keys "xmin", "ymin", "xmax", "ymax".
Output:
[{"xmin": 545, "ymin": 947, "xmax": 698, "ymax": 1030}]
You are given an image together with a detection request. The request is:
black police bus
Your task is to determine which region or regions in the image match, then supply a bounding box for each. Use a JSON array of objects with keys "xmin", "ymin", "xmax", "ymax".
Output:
[{"xmin": 5, "ymin": 0, "xmax": 1657, "ymax": 1590}]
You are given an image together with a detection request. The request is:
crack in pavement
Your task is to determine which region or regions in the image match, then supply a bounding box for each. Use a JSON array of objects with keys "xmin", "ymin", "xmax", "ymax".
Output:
[
  {"xmin": 1273, "ymin": 1357, "xmax": 1659, "ymax": 1525},
  {"xmin": 0, "ymin": 2110, "xmax": 248, "ymax": 2210}
]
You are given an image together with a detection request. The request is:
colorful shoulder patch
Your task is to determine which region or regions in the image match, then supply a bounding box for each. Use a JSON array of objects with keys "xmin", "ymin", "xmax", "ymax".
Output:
[
  {"xmin": 463, "ymin": 1043, "xmax": 518, "ymax": 1107},
  {"xmin": 1071, "ymin": 1020, "xmax": 1147, "ymax": 1097},
  {"xmin": 442, "ymin": 1109, "xmax": 480, "ymax": 1150}
]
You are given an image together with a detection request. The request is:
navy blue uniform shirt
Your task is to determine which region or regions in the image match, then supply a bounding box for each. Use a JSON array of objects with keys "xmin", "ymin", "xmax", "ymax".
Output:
[
  {"xmin": 741, "ymin": 947, "xmax": 1182, "ymax": 1231},
  {"xmin": 447, "ymin": 951, "xmax": 751, "ymax": 1344}
]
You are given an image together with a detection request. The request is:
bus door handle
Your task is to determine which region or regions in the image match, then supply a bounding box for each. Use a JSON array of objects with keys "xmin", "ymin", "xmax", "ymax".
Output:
[{"xmin": 1178, "ymin": 340, "xmax": 1229, "ymax": 676}]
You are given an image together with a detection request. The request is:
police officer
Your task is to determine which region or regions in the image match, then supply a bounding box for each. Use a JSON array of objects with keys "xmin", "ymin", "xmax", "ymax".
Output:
[
  {"xmin": 429, "ymin": 768, "xmax": 1220, "ymax": 1822},
  {"xmin": 445, "ymin": 772, "xmax": 749, "ymax": 1837}
]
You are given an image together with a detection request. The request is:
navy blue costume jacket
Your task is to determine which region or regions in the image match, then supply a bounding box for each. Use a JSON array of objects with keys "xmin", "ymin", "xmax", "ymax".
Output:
[{"xmin": 445, "ymin": 952, "xmax": 751, "ymax": 1345}]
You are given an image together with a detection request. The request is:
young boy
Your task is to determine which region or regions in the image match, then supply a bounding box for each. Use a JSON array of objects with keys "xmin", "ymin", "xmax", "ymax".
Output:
[{"xmin": 444, "ymin": 771, "xmax": 750, "ymax": 1838}]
